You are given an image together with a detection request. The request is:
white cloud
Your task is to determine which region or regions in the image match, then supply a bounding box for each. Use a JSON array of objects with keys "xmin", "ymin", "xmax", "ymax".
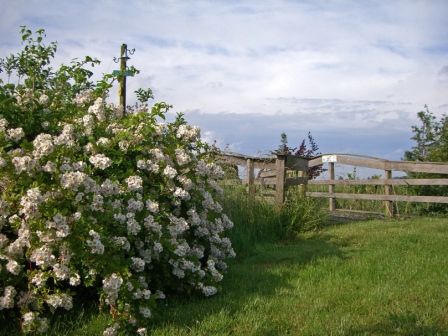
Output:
[{"xmin": 1, "ymin": 0, "xmax": 447, "ymax": 160}]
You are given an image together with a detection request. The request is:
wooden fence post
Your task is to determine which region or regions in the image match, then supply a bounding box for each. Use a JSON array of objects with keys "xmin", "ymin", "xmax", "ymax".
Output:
[
  {"xmin": 298, "ymin": 170, "xmax": 307, "ymax": 198},
  {"xmin": 247, "ymin": 158, "xmax": 255, "ymax": 195},
  {"xmin": 276, "ymin": 155, "xmax": 286, "ymax": 204},
  {"xmin": 329, "ymin": 162, "xmax": 336, "ymax": 211},
  {"xmin": 384, "ymin": 169, "xmax": 393, "ymax": 216}
]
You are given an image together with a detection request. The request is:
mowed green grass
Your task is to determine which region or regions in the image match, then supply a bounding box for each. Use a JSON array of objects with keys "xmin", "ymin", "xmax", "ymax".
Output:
[{"xmin": 38, "ymin": 217, "xmax": 448, "ymax": 336}]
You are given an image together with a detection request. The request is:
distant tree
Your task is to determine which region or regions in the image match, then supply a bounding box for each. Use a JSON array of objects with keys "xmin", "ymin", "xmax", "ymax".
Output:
[
  {"xmin": 278, "ymin": 132, "xmax": 289, "ymax": 153},
  {"xmin": 404, "ymin": 105, "xmax": 448, "ymax": 213},
  {"xmin": 275, "ymin": 132, "xmax": 326, "ymax": 179},
  {"xmin": 404, "ymin": 105, "xmax": 448, "ymax": 162}
]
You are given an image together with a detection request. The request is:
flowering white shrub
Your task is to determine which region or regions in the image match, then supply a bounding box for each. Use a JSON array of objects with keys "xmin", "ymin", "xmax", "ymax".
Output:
[{"xmin": 0, "ymin": 27, "xmax": 234, "ymax": 334}]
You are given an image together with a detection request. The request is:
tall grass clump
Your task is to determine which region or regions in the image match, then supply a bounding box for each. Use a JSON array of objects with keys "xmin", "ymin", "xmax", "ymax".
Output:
[{"xmin": 217, "ymin": 185, "xmax": 328, "ymax": 258}]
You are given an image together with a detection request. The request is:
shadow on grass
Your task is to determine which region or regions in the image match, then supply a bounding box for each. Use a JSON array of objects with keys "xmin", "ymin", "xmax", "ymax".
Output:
[
  {"xmin": 0, "ymin": 287, "xmax": 107, "ymax": 336},
  {"xmin": 0, "ymin": 235, "xmax": 348, "ymax": 335},
  {"xmin": 147, "ymin": 234, "xmax": 347, "ymax": 332},
  {"xmin": 348, "ymin": 312, "xmax": 448, "ymax": 335}
]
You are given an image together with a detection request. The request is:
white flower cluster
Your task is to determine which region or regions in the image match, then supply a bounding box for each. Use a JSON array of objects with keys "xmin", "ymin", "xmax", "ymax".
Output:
[
  {"xmin": 149, "ymin": 148, "xmax": 165, "ymax": 162},
  {"xmin": 175, "ymin": 149, "xmax": 191, "ymax": 166},
  {"xmin": 89, "ymin": 154, "xmax": 112, "ymax": 170},
  {"xmin": 30, "ymin": 245, "xmax": 56, "ymax": 268},
  {"xmin": 0, "ymin": 286, "xmax": 16, "ymax": 310},
  {"xmin": 88, "ymin": 97, "xmax": 106, "ymax": 122},
  {"xmin": 46, "ymin": 293, "xmax": 73, "ymax": 310},
  {"xmin": 137, "ymin": 327, "xmax": 147, "ymax": 335},
  {"xmin": 11, "ymin": 155, "xmax": 37, "ymax": 174},
  {"xmin": 86, "ymin": 230, "xmax": 104, "ymax": 254},
  {"xmin": 32, "ymin": 134, "xmax": 54, "ymax": 158},
  {"xmin": 47, "ymin": 213, "xmax": 70, "ymax": 238},
  {"xmin": 90, "ymin": 194, "xmax": 104, "ymax": 211},
  {"xmin": 103, "ymin": 273, "xmax": 123, "ymax": 305},
  {"xmin": 72, "ymin": 89, "xmax": 93, "ymax": 106},
  {"xmin": 131, "ymin": 257, "xmax": 146, "ymax": 272},
  {"xmin": 101, "ymin": 179, "xmax": 119, "ymax": 196},
  {"xmin": 60, "ymin": 171, "xmax": 88, "ymax": 191},
  {"xmin": 82, "ymin": 115, "xmax": 95, "ymax": 134},
  {"xmin": 139, "ymin": 306, "xmax": 151, "ymax": 318},
  {"xmin": 163, "ymin": 165, "xmax": 177, "ymax": 179},
  {"xmin": 53, "ymin": 124, "xmax": 75, "ymax": 147},
  {"xmin": 103, "ymin": 323, "xmax": 121, "ymax": 336},
  {"xmin": 7, "ymin": 127, "xmax": 25, "ymax": 141},
  {"xmin": 136, "ymin": 159, "xmax": 159, "ymax": 173},
  {"xmin": 176, "ymin": 124, "xmax": 200, "ymax": 141},
  {"xmin": 20, "ymin": 187, "xmax": 44, "ymax": 218},
  {"xmin": 107, "ymin": 102, "xmax": 124, "ymax": 120},
  {"xmin": 125, "ymin": 175, "xmax": 143, "ymax": 191},
  {"xmin": 38, "ymin": 93, "xmax": 49, "ymax": 105},
  {"xmin": 127, "ymin": 215, "xmax": 141, "ymax": 235},
  {"xmin": 13, "ymin": 89, "xmax": 31, "ymax": 106},
  {"xmin": 0, "ymin": 118, "xmax": 8, "ymax": 133},
  {"xmin": 21, "ymin": 311, "xmax": 49, "ymax": 334},
  {"xmin": 145, "ymin": 199, "xmax": 159, "ymax": 213},
  {"xmin": 197, "ymin": 282, "xmax": 218, "ymax": 297}
]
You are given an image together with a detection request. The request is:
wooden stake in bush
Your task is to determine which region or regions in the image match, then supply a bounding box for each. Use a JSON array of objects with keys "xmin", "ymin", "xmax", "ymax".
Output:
[{"xmin": 113, "ymin": 43, "xmax": 135, "ymax": 111}]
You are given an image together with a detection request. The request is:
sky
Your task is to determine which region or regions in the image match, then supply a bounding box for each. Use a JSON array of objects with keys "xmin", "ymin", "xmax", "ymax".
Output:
[{"xmin": 1, "ymin": 0, "xmax": 448, "ymax": 178}]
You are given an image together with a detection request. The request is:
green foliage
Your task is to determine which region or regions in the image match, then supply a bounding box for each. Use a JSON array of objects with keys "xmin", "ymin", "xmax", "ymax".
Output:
[
  {"xmin": 404, "ymin": 105, "xmax": 448, "ymax": 214},
  {"xmin": 278, "ymin": 132, "xmax": 288, "ymax": 153},
  {"xmin": 0, "ymin": 27, "xmax": 106, "ymax": 142},
  {"xmin": 134, "ymin": 88, "xmax": 154, "ymax": 103},
  {"xmin": 404, "ymin": 105, "xmax": 448, "ymax": 162}
]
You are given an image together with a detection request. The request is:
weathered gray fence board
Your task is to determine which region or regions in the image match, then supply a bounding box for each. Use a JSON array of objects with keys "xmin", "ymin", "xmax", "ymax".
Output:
[
  {"xmin": 284, "ymin": 177, "xmax": 308, "ymax": 187},
  {"xmin": 285, "ymin": 155, "xmax": 309, "ymax": 171},
  {"xmin": 258, "ymin": 177, "xmax": 277, "ymax": 185},
  {"xmin": 309, "ymin": 154, "xmax": 448, "ymax": 174},
  {"xmin": 307, "ymin": 192, "xmax": 448, "ymax": 204},
  {"xmin": 384, "ymin": 161, "xmax": 448, "ymax": 174},
  {"xmin": 309, "ymin": 179, "xmax": 448, "ymax": 186},
  {"xmin": 335, "ymin": 156, "xmax": 386, "ymax": 170},
  {"xmin": 308, "ymin": 157, "xmax": 323, "ymax": 167},
  {"xmin": 218, "ymin": 153, "xmax": 276, "ymax": 170},
  {"xmin": 258, "ymin": 170, "xmax": 277, "ymax": 178}
]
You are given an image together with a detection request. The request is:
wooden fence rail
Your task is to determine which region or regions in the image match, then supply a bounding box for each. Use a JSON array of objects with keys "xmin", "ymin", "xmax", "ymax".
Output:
[
  {"xmin": 218, "ymin": 152, "xmax": 309, "ymax": 204},
  {"xmin": 307, "ymin": 154, "xmax": 448, "ymax": 216},
  {"xmin": 219, "ymin": 152, "xmax": 448, "ymax": 217}
]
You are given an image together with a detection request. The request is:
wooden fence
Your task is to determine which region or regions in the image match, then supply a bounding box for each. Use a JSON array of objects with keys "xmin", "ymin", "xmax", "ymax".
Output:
[
  {"xmin": 218, "ymin": 151, "xmax": 308, "ymax": 204},
  {"xmin": 307, "ymin": 154, "xmax": 448, "ymax": 216},
  {"xmin": 219, "ymin": 152, "xmax": 448, "ymax": 216}
]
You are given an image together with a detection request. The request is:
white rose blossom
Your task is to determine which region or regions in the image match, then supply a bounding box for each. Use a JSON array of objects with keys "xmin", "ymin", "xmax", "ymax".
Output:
[
  {"xmin": 89, "ymin": 154, "xmax": 112, "ymax": 170},
  {"xmin": 7, "ymin": 127, "xmax": 25, "ymax": 141}
]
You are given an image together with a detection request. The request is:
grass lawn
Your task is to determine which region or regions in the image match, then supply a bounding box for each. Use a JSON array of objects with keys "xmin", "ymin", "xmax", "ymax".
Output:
[{"xmin": 28, "ymin": 216, "xmax": 448, "ymax": 336}]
